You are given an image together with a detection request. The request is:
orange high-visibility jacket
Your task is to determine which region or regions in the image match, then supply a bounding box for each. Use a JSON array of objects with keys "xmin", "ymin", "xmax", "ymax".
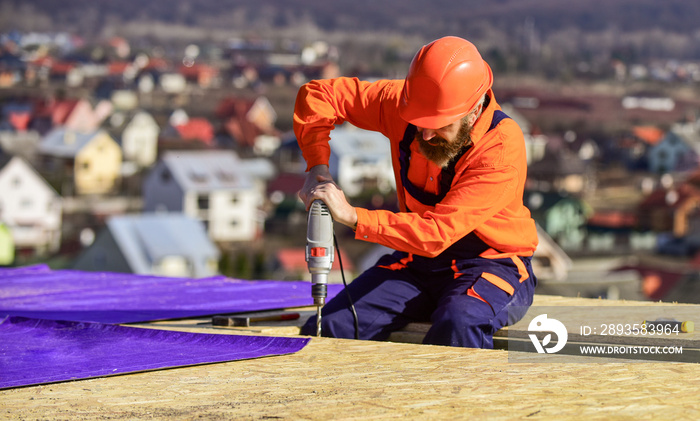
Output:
[{"xmin": 294, "ymin": 77, "xmax": 538, "ymax": 258}]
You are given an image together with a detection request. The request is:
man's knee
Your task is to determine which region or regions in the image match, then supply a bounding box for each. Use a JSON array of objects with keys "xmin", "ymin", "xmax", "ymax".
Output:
[{"xmin": 423, "ymin": 295, "xmax": 497, "ymax": 348}]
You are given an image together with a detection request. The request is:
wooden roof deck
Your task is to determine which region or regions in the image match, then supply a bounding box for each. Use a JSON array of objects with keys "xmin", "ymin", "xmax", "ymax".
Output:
[{"xmin": 2, "ymin": 295, "xmax": 698, "ymax": 420}]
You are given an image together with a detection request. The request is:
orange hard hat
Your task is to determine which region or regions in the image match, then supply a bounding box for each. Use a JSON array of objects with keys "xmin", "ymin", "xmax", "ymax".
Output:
[{"xmin": 399, "ymin": 36, "xmax": 493, "ymax": 129}]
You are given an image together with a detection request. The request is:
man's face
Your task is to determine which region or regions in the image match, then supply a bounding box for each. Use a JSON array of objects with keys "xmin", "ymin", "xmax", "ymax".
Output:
[{"xmin": 415, "ymin": 115, "xmax": 475, "ymax": 168}]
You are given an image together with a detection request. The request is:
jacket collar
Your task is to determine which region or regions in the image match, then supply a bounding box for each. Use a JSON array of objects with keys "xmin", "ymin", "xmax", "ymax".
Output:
[{"xmin": 468, "ymin": 89, "xmax": 498, "ymax": 146}]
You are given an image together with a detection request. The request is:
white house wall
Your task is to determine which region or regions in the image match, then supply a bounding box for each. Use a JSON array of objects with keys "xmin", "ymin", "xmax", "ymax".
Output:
[
  {"xmin": 183, "ymin": 191, "xmax": 201, "ymax": 220},
  {"xmin": 205, "ymin": 190, "xmax": 260, "ymax": 242},
  {"xmin": 0, "ymin": 157, "xmax": 62, "ymax": 252},
  {"xmin": 122, "ymin": 113, "xmax": 159, "ymax": 167}
]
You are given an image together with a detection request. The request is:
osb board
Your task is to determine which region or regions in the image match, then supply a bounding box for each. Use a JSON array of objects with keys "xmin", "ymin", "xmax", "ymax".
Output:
[
  {"xmin": 530, "ymin": 294, "xmax": 698, "ymax": 308},
  {"xmin": 391, "ymin": 295, "xmax": 699, "ymax": 347},
  {"xmin": 1, "ymin": 336, "xmax": 699, "ymax": 420}
]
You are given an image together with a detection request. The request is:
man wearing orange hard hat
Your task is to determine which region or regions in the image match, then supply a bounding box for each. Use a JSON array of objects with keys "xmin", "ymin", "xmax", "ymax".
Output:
[{"xmin": 295, "ymin": 36, "xmax": 538, "ymax": 348}]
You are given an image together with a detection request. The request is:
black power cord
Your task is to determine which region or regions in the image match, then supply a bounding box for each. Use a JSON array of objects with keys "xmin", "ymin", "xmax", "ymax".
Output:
[{"xmin": 333, "ymin": 232, "xmax": 359, "ymax": 340}]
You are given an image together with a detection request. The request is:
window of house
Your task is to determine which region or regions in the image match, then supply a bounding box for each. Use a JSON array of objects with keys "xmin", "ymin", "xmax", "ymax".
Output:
[
  {"xmin": 197, "ymin": 195, "xmax": 209, "ymax": 210},
  {"xmin": 533, "ymin": 256, "xmax": 552, "ymax": 270}
]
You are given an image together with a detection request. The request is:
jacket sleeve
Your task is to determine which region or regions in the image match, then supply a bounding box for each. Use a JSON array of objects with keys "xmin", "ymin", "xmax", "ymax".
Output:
[{"xmin": 293, "ymin": 77, "xmax": 397, "ymax": 170}]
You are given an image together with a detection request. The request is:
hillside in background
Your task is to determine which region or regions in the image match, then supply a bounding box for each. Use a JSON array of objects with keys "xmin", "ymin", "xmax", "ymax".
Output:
[
  {"xmin": 2, "ymin": 0, "xmax": 700, "ymax": 61},
  {"xmin": 3, "ymin": 0, "xmax": 700, "ymax": 35}
]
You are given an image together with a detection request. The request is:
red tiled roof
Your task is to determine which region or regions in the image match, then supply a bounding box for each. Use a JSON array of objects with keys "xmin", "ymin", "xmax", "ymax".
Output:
[
  {"xmin": 639, "ymin": 183, "xmax": 700, "ymax": 210},
  {"xmin": 216, "ymin": 97, "xmax": 255, "ymax": 119},
  {"xmin": 587, "ymin": 210, "xmax": 637, "ymax": 228},
  {"xmin": 144, "ymin": 57, "xmax": 169, "ymax": 71},
  {"xmin": 49, "ymin": 61, "xmax": 75, "ymax": 75},
  {"xmin": 174, "ymin": 118, "xmax": 215, "ymax": 145},
  {"xmin": 632, "ymin": 126, "xmax": 665, "ymax": 145},
  {"xmin": 51, "ymin": 99, "xmax": 80, "ymax": 125},
  {"xmin": 8, "ymin": 111, "xmax": 30, "ymax": 131},
  {"xmin": 216, "ymin": 97, "xmax": 263, "ymax": 147},
  {"xmin": 178, "ymin": 63, "xmax": 218, "ymax": 78},
  {"xmin": 108, "ymin": 61, "xmax": 131, "ymax": 75}
]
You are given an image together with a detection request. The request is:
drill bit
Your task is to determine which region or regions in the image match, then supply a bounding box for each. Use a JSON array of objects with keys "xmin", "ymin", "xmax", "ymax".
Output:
[{"xmin": 316, "ymin": 306, "xmax": 322, "ymax": 337}]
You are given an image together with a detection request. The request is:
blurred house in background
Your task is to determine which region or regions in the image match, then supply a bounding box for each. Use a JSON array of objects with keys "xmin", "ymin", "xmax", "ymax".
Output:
[
  {"xmin": 216, "ymin": 96, "xmax": 281, "ymax": 156},
  {"xmin": 142, "ymin": 150, "xmax": 265, "ymax": 243},
  {"xmin": 119, "ymin": 111, "xmax": 160, "ymax": 168},
  {"xmin": 0, "ymin": 223, "xmax": 13, "ymax": 265},
  {"xmin": 272, "ymin": 125, "xmax": 395, "ymax": 198},
  {"xmin": 32, "ymin": 98, "xmax": 112, "ymax": 135},
  {"xmin": 524, "ymin": 190, "xmax": 591, "ymax": 251},
  {"xmin": 328, "ymin": 124, "xmax": 395, "ymax": 197},
  {"xmin": 38, "ymin": 128, "xmax": 123, "ymax": 195},
  {"xmin": 0, "ymin": 155, "xmax": 62, "ymax": 255},
  {"xmin": 647, "ymin": 132, "xmax": 697, "ymax": 174},
  {"xmin": 73, "ymin": 213, "xmax": 219, "ymax": 278}
]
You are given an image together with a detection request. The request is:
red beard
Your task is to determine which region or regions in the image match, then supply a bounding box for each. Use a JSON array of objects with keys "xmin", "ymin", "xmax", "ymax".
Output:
[{"xmin": 415, "ymin": 119, "xmax": 474, "ymax": 168}]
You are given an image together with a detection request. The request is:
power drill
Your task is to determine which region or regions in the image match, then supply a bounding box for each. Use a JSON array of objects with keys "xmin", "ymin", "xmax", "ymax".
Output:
[{"xmin": 305, "ymin": 200, "xmax": 334, "ymax": 336}]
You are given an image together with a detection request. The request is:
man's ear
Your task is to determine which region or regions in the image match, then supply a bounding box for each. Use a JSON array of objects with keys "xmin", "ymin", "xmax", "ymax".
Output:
[{"xmin": 468, "ymin": 104, "xmax": 482, "ymax": 126}]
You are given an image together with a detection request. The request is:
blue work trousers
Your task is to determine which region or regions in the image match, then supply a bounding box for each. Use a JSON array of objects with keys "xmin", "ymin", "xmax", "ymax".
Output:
[{"xmin": 301, "ymin": 251, "xmax": 537, "ymax": 348}]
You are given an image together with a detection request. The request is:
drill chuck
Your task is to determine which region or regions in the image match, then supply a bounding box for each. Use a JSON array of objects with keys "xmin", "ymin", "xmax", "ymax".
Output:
[{"xmin": 311, "ymin": 283, "xmax": 327, "ymax": 306}]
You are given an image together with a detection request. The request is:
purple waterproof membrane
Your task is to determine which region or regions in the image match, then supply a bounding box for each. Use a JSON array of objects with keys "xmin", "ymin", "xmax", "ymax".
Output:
[
  {"xmin": 0, "ymin": 316, "xmax": 310, "ymax": 389},
  {"xmin": 0, "ymin": 265, "xmax": 343, "ymax": 324}
]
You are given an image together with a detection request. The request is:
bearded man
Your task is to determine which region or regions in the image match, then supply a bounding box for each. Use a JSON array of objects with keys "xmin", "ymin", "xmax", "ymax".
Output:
[{"xmin": 293, "ymin": 36, "xmax": 538, "ymax": 348}]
